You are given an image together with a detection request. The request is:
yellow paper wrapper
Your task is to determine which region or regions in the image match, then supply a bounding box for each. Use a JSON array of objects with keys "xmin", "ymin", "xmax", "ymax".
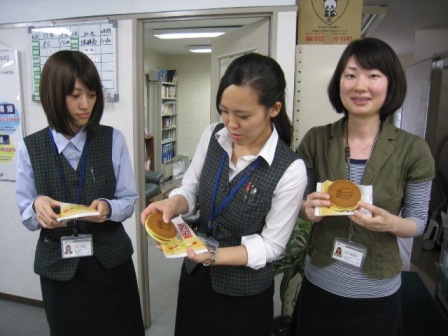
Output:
[{"xmin": 57, "ymin": 202, "xmax": 100, "ymax": 223}]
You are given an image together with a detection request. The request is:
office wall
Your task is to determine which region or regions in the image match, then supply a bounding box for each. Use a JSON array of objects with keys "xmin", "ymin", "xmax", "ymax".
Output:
[{"xmin": 0, "ymin": 0, "xmax": 296, "ymax": 25}]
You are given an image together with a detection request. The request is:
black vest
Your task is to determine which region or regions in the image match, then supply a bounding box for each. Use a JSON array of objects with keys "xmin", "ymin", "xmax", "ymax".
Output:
[
  {"xmin": 194, "ymin": 123, "xmax": 298, "ymax": 296},
  {"xmin": 24, "ymin": 126, "xmax": 134, "ymax": 281}
]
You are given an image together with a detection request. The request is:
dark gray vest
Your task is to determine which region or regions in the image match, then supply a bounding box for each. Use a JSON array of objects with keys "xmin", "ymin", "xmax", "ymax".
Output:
[
  {"xmin": 24, "ymin": 126, "xmax": 134, "ymax": 281},
  {"xmin": 194, "ymin": 123, "xmax": 298, "ymax": 296}
]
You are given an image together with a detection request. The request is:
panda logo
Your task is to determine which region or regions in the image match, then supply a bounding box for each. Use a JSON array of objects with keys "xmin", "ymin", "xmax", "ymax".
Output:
[{"xmin": 324, "ymin": 0, "xmax": 337, "ymax": 17}]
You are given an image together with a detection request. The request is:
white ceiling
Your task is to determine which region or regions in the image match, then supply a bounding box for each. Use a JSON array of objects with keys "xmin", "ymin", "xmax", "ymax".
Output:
[
  {"xmin": 143, "ymin": 0, "xmax": 448, "ymax": 60},
  {"xmin": 144, "ymin": 17, "xmax": 263, "ymax": 56}
]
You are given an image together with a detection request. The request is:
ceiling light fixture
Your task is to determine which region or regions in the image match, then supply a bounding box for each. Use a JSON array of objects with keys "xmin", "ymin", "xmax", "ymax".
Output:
[
  {"xmin": 153, "ymin": 28, "xmax": 227, "ymax": 40},
  {"xmin": 188, "ymin": 45, "xmax": 212, "ymax": 53},
  {"xmin": 361, "ymin": 6, "xmax": 387, "ymax": 37}
]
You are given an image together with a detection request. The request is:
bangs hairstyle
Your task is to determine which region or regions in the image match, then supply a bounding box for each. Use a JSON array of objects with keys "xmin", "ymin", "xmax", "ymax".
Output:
[
  {"xmin": 39, "ymin": 50, "xmax": 104, "ymax": 136},
  {"xmin": 215, "ymin": 53, "xmax": 293, "ymax": 146},
  {"xmin": 328, "ymin": 37, "xmax": 407, "ymax": 121}
]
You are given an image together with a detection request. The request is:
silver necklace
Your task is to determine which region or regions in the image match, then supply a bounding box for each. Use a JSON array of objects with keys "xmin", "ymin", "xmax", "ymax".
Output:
[
  {"xmin": 344, "ymin": 122, "xmax": 382, "ymax": 181},
  {"xmin": 348, "ymin": 134, "xmax": 373, "ymax": 153}
]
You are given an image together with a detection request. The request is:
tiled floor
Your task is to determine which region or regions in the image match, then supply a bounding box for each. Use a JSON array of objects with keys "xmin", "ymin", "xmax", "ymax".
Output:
[{"xmin": 0, "ymin": 236, "xmax": 445, "ymax": 336}]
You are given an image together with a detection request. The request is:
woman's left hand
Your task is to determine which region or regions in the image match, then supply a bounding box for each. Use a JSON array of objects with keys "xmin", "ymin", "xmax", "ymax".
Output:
[
  {"xmin": 83, "ymin": 199, "xmax": 111, "ymax": 223},
  {"xmin": 348, "ymin": 201, "xmax": 395, "ymax": 233},
  {"xmin": 185, "ymin": 248, "xmax": 212, "ymax": 265},
  {"xmin": 349, "ymin": 201, "xmax": 418, "ymax": 237}
]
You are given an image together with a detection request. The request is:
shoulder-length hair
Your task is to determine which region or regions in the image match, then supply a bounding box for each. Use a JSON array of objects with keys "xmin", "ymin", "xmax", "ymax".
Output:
[
  {"xmin": 39, "ymin": 50, "xmax": 104, "ymax": 136},
  {"xmin": 328, "ymin": 37, "xmax": 407, "ymax": 121},
  {"xmin": 216, "ymin": 52, "xmax": 293, "ymax": 146}
]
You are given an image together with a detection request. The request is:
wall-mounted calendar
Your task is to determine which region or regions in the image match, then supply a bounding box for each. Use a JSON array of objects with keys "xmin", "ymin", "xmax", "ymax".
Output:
[{"xmin": 29, "ymin": 20, "xmax": 118, "ymax": 101}]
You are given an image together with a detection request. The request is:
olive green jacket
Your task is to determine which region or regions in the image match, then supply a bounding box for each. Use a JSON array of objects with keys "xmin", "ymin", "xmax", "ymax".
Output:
[{"xmin": 298, "ymin": 118, "xmax": 434, "ymax": 279}]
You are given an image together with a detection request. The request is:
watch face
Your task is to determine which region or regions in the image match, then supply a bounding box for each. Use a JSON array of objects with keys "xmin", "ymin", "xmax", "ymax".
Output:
[{"xmin": 197, "ymin": 233, "xmax": 219, "ymax": 266}]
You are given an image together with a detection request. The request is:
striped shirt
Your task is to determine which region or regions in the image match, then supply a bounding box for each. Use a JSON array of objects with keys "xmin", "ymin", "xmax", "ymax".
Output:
[{"xmin": 304, "ymin": 159, "xmax": 431, "ymax": 298}]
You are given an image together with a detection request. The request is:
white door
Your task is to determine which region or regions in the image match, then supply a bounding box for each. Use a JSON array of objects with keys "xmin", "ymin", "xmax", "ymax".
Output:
[{"xmin": 210, "ymin": 18, "xmax": 270, "ymax": 123}]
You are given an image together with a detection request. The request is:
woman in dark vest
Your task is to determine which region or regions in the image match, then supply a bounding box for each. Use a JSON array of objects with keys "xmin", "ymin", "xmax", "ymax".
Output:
[
  {"xmin": 288, "ymin": 38, "xmax": 435, "ymax": 336},
  {"xmin": 16, "ymin": 50, "xmax": 145, "ymax": 336},
  {"xmin": 141, "ymin": 53, "xmax": 307, "ymax": 335}
]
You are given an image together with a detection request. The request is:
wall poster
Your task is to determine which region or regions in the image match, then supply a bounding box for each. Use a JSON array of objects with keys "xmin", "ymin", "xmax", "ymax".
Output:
[
  {"xmin": 29, "ymin": 20, "xmax": 118, "ymax": 101},
  {"xmin": 0, "ymin": 48, "xmax": 25, "ymax": 181},
  {"xmin": 298, "ymin": 0, "xmax": 362, "ymax": 45}
]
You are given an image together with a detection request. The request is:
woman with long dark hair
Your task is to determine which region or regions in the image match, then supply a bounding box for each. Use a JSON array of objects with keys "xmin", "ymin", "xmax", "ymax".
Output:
[{"xmin": 141, "ymin": 52, "xmax": 307, "ymax": 335}]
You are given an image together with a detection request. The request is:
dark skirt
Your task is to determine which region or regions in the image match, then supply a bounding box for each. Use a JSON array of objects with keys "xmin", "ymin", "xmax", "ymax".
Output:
[
  {"xmin": 288, "ymin": 276, "xmax": 402, "ymax": 336},
  {"xmin": 40, "ymin": 257, "xmax": 145, "ymax": 336},
  {"xmin": 175, "ymin": 262, "xmax": 274, "ymax": 336}
]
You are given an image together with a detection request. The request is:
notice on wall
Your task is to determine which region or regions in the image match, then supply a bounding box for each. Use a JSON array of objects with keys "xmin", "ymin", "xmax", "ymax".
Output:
[
  {"xmin": 298, "ymin": 0, "xmax": 362, "ymax": 45},
  {"xmin": 29, "ymin": 21, "xmax": 118, "ymax": 101},
  {"xmin": 0, "ymin": 49, "xmax": 25, "ymax": 181}
]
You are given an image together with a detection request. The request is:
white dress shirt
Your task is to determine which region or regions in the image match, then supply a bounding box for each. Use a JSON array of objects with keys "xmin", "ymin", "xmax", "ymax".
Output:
[
  {"xmin": 15, "ymin": 127, "xmax": 138, "ymax": 231},
  {"xmin": 170, "ymin": 123, "xmax": 307, "ymax": 269}
]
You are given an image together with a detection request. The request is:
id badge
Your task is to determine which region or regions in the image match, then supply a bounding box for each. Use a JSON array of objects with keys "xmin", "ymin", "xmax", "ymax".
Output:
[
  {"xmin": 61, "ymin": 234, "xmax": 93, "ymax": 259},
  {"xmin": 197, "ymin": 233, "xmax": 219, "ymax": 251},
  {"xmin": 331, "ymin": 238, "xmax": 367, "ymax": 269}
]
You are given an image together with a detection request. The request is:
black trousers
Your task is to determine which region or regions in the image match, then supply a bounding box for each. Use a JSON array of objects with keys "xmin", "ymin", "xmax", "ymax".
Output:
[
  {"xmin": 288, "ymin": 276, "xmax": 402, "ymax": 336},
  {"xmin": 40, "ymin": 257, "xmax": 145, "ymax": 336},
  {"xmin": 175, "ymin": 262, "xmax": 274, "ymax": 336}
]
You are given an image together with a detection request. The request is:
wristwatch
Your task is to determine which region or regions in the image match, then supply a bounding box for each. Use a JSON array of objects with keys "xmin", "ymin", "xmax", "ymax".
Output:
[{"xmin": 202, "ymin": 246, "xmax": 217, "ymax": 266}]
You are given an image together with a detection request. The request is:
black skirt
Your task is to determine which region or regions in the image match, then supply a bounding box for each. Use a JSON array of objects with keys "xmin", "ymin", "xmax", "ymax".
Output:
[
  {"xmin": 288, "ymin": 276, "xmax": 402, "ymax": 336},
  {"xmin": 40, "ymin": 257, "xmax": 145, "ymax": 336},
  {"xmin": 175, "ymin": 262, "xmax": 274, "ymax": 336}
]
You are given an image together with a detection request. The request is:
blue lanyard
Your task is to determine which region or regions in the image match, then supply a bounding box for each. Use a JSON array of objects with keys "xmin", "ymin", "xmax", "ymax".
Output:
[
  {"xmin": 49, "ymin": 129, "xmax": 89, "ymax": 232},
  {"xmin": 208, "ymin": 152, "xmax": 262, "ymax": 235}
]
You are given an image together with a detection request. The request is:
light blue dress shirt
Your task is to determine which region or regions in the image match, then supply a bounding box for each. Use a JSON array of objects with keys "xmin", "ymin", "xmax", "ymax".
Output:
[{"xmin": 15, "ymin": 127, "xmax": 138, "ymax": 231}]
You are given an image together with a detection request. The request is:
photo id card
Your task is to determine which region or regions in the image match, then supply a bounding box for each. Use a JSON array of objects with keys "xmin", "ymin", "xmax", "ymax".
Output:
[
  {"xmin": 61, "ymin": 234, "xmax": 93, "ymax": 259},
  {"xmin": 331, "ymin": 238, "xmax": 367, "ymax": 269}
]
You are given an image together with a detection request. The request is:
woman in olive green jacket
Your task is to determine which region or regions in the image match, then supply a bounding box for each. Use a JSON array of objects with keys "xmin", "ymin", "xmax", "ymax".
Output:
[{"xmin": 289, "ymin": 38, "xmax": 434, "ymax": 336}]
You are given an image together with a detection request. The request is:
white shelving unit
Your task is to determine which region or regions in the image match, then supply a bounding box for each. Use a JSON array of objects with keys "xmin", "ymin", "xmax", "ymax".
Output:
[{"xmin": 147, "ymin": 79, "xmax": 178, "ymax": 179}]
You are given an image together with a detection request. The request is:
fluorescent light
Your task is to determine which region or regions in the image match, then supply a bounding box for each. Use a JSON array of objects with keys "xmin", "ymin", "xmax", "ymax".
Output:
[
  {"xmin": 188, "ymin": 46, "xmax": 212, "ymax": 53},
  {"xmin": 362, "ymin": 6, "xmax": 387, "ymax": 37},
  {"xmin": 153, "ymin": 28, "xmax": 226, "ymax": 40}
]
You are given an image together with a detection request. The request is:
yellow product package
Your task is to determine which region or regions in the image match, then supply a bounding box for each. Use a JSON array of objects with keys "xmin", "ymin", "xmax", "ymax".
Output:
[
  {"xmin": 57, "ymin": 202, "xmax": 100, "ymax": 223},
  {"xmin": 160, "ymin": 216, "xmax": 208, "ymax": 258}
]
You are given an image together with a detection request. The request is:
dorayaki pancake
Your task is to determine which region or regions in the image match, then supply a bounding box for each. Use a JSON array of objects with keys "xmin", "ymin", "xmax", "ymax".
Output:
[
  {"xmin": 146, "ymin": 228, "xmax": 173, "ymax": 243},
  {"xmin": 327, "ymin": 180, "xmax": 361, "ymax": 212},
  {"xmin": 145, "ymin": 212, "xmax": 177, "ymax": 244}
]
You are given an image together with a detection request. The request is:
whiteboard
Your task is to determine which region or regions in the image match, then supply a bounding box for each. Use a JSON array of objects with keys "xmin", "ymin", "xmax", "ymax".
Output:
[{"xmin": 29, "ymin": 21, "xmax": 118, "ymax": 102}]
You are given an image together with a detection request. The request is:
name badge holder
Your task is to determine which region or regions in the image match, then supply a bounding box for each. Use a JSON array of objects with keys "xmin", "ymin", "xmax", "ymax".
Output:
[
  {"xmin": 331, "ymin": 236, "xmax": 367, "ymax": 269},
  {"xmin": 61, "ymin": 221, "xmax": 94, "ymax": 259}
]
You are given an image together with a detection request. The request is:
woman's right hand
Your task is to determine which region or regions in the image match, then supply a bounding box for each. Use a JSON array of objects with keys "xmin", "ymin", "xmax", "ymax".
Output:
[
  {"xmin": 34, "ymin": 196, "xmax": 66, "ymax": 229},
  {"xmin": 140, "ymin": 198, "xmax": 176, "ymax": 227},
  {"xmin": 303, "ymin": 191, "xmax": 331, "ymax": 223},
  {"xmin": 141, "ymin": 194, "xmax": 189, "ymax": 227}
]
